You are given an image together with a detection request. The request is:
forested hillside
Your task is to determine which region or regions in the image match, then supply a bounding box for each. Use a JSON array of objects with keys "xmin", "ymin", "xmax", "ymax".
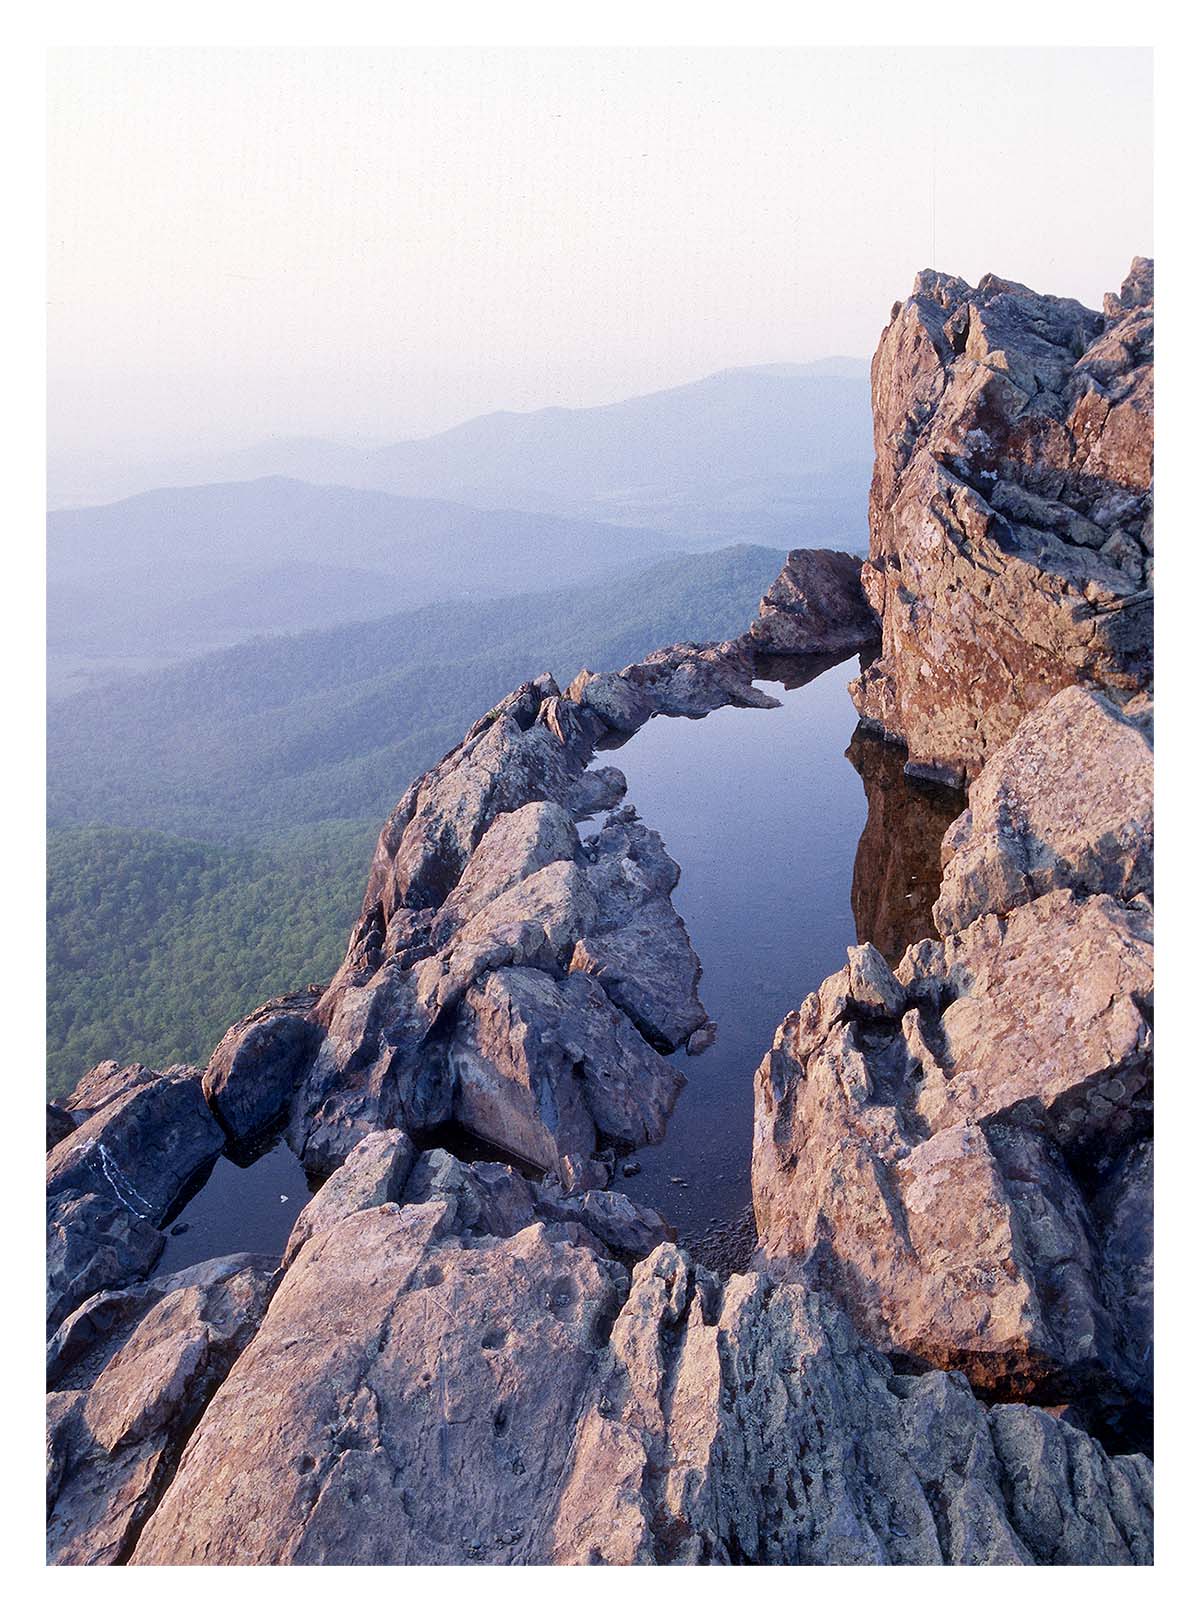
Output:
[
  {"xmin": 49, "ymin": 544, "xmax": 785, "ymax": 839},
  {"xmin": 48, "ymin": 544, "xmax": 785, "ymax": 1092},
  {"xmin": 47, "ymin": 821, "xmax": 376, "ymax": 1095}
]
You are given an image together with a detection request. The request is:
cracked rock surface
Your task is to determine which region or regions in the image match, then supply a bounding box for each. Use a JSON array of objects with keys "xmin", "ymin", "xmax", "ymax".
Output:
[
  {"xmin": 124, "ymin": 1155, "xmax": 1151, "ymax": 1566},
  {"xmin": 851, "ymin": 258, "xmax": 1153, "ymax": 785}
]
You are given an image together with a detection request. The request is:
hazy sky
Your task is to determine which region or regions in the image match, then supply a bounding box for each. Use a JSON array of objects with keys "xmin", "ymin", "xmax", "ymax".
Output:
[{"xmin": 48, "ymin": 46, "xmax": 1152, "ymax": 467}]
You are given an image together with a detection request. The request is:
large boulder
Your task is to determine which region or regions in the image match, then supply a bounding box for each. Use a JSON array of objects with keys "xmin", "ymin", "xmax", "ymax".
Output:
[
  {"xmin": 747, "ymin": 547, "xmax": 880, "ymax": 655},
  {"xmin": 203, "ymin": 989, "xmax": 322, "ymax": 1146},
  {"xmin": 752, "ymin": 894, "xmax": 1153, "ymax": 1444},
  {"xmin": 850, "ymin": 259, "xmax": 1153, "ymax": 784},
  {"xmin": 282, "ymin": 1127, "xmax": 416, "ymax": 1268},
  {"xmin": 47, "ymin": 1068, "xmax": 226, "ymax": 1330},
  {"xmin": 448, "ymin": 967, "xmax": 685, "ymax": 1177},
  {"xmin": 934, "ymin": 685, "xmax": 1153, "ymax": 934}
]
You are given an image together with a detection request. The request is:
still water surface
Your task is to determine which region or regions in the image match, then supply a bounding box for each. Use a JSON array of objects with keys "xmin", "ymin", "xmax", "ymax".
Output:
[
  {"xmin": 604, "ymin": 658, "xmax": 867, "ymax": 1239},
  {"xmin": 155, "ymin": 655, "xmax": 961, "ymax": 1269}
]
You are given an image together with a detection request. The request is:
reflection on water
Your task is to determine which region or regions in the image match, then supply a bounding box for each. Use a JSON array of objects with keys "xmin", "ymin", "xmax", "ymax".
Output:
[
  {"xmin": 846, "ymin": 726, "xmax": 966, "ymax": 966},
  {"xmin": 149, "ymin": 669, "xmax": 966, "ymax": 1270},
  {"xmin": 154, "ymin": 1137, "xmax": 313, "ymax": 1278},
  {"xmin": 604, "ymin": 656, "xmax": 868, "ymax": 1240}
]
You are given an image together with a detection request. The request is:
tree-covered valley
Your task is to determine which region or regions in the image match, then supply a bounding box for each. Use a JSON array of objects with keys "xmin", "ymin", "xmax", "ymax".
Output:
[{"xmin": 47, "ymin": 543, "xmax": 785, "ymax": 1094}]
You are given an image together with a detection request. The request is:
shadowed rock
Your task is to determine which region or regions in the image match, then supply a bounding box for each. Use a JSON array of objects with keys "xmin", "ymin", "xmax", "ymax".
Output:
[
  {"xmin": 47, "ymin": 1254, "xmax": 277, "ymax": 1565},
  {"xmin": 753, "ymin": 894, "xmax": 1152, "ymax": 1442},
  {"xmin": 747, "ymin": 546, "xmax": 880, "ymax": 655},
  {"xmin": 47, "ymin": 1070, "xmax": 226, "ymax": 1331}
]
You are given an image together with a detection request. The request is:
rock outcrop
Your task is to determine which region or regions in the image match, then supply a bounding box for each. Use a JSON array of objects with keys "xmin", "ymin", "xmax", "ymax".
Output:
[
  {"xmin": 752, "ymin": 893, "xmax": 1153, "ymax": 1445},
  {"xmin": 934, "ymin": 684, "xmax": 1152, "ymax": 934},
  {"xmin": 851, "ymin": 258, "xmax": 1153, "ymax": 784},
  {"xmin": 47, "ymin": 1253, "xmax": 278, "ymax": 1564},
  {"xmin": 47, "ymin": 1067, "xmax": 225, "ymax": 1332},
  {"xmin": 208, "ymin": 623, "xmax": 867, "ymax": 1185},
  {"xmin": 123, "ymin": 1153, "xmax": 1150, "ymax": 1566},
  {"xmin": 746, "ymin": 259, "xmax": 1155, "ymax": 1483},
  {"xmin": 45, "ymin": 264, "xmax": 1153, "ymax": 1565},
  {"xmin": 747, "ymin": 546, "xmax": 879, "ymax": 655}
]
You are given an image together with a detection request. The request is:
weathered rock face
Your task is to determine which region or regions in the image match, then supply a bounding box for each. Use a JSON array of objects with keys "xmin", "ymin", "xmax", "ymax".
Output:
[
  {"xmin": 203, "ymin": 990, "xmax": 323, "ymax": 1148},
  {"xmin": 934, "ymin": 685, "xmax": 1153, "ymax": 935},
  {"xmin": 747, "ymin": 547, "xmax": 880, "ymax": 656},
  {"xmin": 45, "ymin": 269, "xmax": 1153, "ymax": 1565},
  {"xmin": 850, "ymin": 259, "xmax": 1153, "ymax": 784},
  {"xmin": 47, "ymin": 1254, "xmax": 277, "ymax": 1565},
  {"xmin": 214, "ymin": 640, "xmax": 790, "ymax": 1181},
  {"xmin": 47, "ymin": 1069, "xmax": 226, "ymax": 1332},
  {"xmin": 752, "ymin": 892, "xmax": 1153, "ymax": 1442},
  {"xmin": 126, "ymin": 1156, "xmax": 1150, "ymax": 1566}
]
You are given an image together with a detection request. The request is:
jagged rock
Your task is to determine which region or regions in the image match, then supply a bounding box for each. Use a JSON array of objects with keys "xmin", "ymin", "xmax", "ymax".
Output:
[
  {"xmin": 47, "ymin": 1103, "xmax": 76, "ymax": 1151},
  {"xmin": 934, "ymin": 685, "xmax": 1153, "ymax": 934},
  {"xmin": 850, "ymin": 259, "xmax": 1153, "ymax": 783},
  {"xmin": 753, "ymin": 890, "xmax": 1153, "ymax": 1437},
  {"xmin": 847, "ymin": 724, "xmax": 965, "ymax": 964},
  {"xmin": 448, "ymin": 967, "xmax": 684, "ymax": 1174},
  {"xmin": 570, "ymin": 904, "xmax": 705, "ymax": 1050},
  {"xmin": 203, "ymin": 990, "xmax": 323, "ymax": 1146},
  {"xmin": 359, "ymin": 674, "xmax": 624, "ymax": 925},
  {"xmin": 47, "ymin": 1069, "xmax": 226, "ymax": 1330},
  {"xmin": 569, "ymin": 667, "xmax": 655, "ymax": 733},
  {"xmin": 275, "ymin": 655, "xmax": 726, "ymax": 1175},
  {"xmin": 534, "ymin": 1186, "xmax": 673, "ymax": 1259},
  {"xmin": 46, "ymin": 1254, "xmax": 277, "ymax": 1564},
  {"xmin": 612, "ymin": 639, "xmax": 780, "ymax": 720},
  {"xmin": 48, "ymin": 1069, "xmax": 224, "ymax": 1223},
  {"xmin": 686, "ymin": 1021, "xmax": 718, "ymax": 1055},
  {"xmin": 64, "ymin": 1060, "xmax": 167, "ymax": 1120},
  {"xmin": 282, "ymin": 1128, "xmax": 416, "ymax": 1267},
  {"xmin": 128, "ymin": 1162, "xmax": 1150, "ymax": 1565},
  {"xmin": 429, "ymin": 798, "xmax": 581, "ymax": 942},
  {"xmin": 747, "ymin": 547, "xmax": 880, "ymax": 655},
  {"xmin": 47, "ymin": 1192, "xmax": 166, "ymax": 1335}
]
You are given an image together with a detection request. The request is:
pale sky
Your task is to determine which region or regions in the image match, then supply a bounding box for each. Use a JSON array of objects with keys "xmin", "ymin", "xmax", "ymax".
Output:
[{"xmin": 48, "ymin": 46, "xmax": 1153, "ymax": 467}]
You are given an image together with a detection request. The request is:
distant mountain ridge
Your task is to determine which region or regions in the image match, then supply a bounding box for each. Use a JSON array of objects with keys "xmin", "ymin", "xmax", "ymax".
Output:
[
  {"xmin": 48, "ymin": 358, "xmax": 871, "ymax": 695},
  {"xmin": 47, "ymin": 480, "xmax": 681, "ymax": 695},
  {"xmin": 48, "ymin": 542, "xmax": 788, "ymax": 841},
  {"xmin": 50, "ymin": 359, "xmax": 872, "ymax": 543}
]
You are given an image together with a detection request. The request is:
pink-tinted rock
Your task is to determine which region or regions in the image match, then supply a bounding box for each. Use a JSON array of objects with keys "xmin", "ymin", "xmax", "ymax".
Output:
[{"xmin": 850, "ymin": 259, "xmax": 1153, "ymax": 784}]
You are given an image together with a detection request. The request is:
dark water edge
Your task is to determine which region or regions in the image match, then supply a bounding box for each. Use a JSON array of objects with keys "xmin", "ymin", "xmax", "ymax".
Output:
[
  {"xmin": 153, "ymin": 657, "xmax": 963, "ymax": 1273},
  {"xmin": 154, "ymin": 1138, "xmax": 313, "ymax": 1277}
]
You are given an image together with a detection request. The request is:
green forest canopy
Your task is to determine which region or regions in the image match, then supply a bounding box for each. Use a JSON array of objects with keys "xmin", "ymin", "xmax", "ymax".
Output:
[{"xmin": 48, "ymin": 545, "xmax": 786, "ymax": 1095}]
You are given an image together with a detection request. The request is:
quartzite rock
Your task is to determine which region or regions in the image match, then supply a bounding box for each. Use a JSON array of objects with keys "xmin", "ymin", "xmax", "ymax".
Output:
[
  {"xmin": 747, "ymin": 546, "xmax": 880, "ymax": 655},
  {"xmin": 47, "ymin": 1253, "xmax": 277, "ymax": 1565},
  {"xmin": 448, "ymin": 967, "xmax": 684, "ymax": 1175},
  {"xmin": 282, "ymin": 1127, "xmax": 416, "ymax": 1267},
  {"xmin": 850, "ymin": 259, "xmax": 1153, "ymax": 783},
  {"xmin": 128, "ymin": 1161, "xmax": 1151, "ymax": 1566},
  {"xmin": 47, "ymin": 1069, "xmax": 226, "ymax": 1330},
  {"xmin": 934, "ymin": 685, "xmax": 1153, "ymax": 934},
  {"xmin": 47, "ymin": 1069, "xmax": 224, "ymax": 1224},
  {"xmin": 203, "ymin": 989, "xmax": 323, "ymax": 1147},
  {"xmin": 753, "ymin": 892, "xmax": 1152, "ymax": 1435}
]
